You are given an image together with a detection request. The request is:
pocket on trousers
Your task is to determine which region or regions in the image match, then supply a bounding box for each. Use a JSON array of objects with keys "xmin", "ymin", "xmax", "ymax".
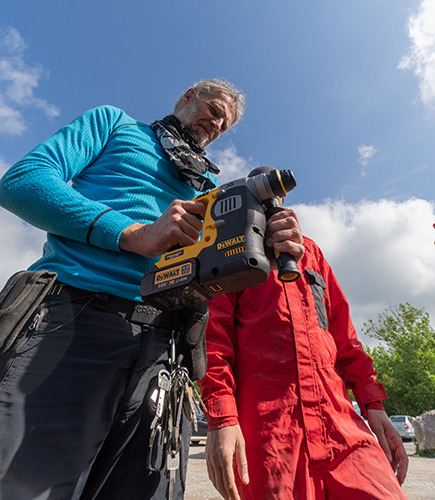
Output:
[{"xmin": 0, "ymin": 302, "xmax": 74, "ymax": 396}]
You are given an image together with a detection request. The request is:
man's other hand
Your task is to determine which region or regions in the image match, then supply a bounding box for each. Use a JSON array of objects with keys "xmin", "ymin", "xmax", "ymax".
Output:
[
  {"xmin": 265, "ymin": 207, "xmax": 305, "ymax": 264},
  {"xmin": 205, "ymin": 425, "xmax": 249, "ymax": 500},
  {"xmin": 367, "ymin": 409, "xmax": 409, "ymax": 485}
]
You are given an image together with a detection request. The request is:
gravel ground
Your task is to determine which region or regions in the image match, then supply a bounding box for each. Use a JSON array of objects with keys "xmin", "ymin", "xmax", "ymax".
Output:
[{"xmin": 185, "ymin": 440, "xmax": 435, "ymax": 500}]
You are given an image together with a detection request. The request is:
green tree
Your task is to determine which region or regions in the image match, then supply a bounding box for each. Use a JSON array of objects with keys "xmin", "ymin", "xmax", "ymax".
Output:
[{"xmin": 363, "ymin": 303, "xmax": 435, "ymax": 416}]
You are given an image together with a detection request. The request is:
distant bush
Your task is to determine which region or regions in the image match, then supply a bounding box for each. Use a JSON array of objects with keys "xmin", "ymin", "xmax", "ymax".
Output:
[{"xmin": 363, "ymin": 303, "xmax": 435, "ymax": 416}]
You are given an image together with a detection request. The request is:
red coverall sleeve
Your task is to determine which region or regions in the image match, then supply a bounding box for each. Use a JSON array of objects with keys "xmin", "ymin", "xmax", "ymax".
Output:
[
  {"xmin": 311, "ymin": 241, "xmax": 388, "ymax": 416},
  {"xmin": 199, "ymin": 292, "xmax": 240, "ymax": 430}
]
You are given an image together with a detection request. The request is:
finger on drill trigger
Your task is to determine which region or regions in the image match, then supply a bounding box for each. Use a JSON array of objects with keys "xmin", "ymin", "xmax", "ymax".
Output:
[
  {"xmin": 181, "ymin": 199, "xmax": 207, "ymax": 220},
  {"xmin": 174, "ymin": 200, "xmax": 206, "ymax": 244},
  {"xmin": 183, "ymin": 208, "xmax": 205, "ymax": 232}
]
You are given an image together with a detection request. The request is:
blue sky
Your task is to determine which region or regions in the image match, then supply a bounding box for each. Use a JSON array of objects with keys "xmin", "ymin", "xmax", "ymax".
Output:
[{"xmin": 0, "ymin": 0, "xmax": 434, "ymax": 342}]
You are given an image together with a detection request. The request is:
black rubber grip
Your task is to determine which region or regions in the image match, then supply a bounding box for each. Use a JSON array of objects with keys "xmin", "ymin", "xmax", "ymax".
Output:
[{"xmin": 276, "ymin": 251, "xmax": 301, "ymax": 282}]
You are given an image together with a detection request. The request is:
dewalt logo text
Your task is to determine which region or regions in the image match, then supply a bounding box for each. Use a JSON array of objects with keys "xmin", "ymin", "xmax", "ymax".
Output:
[
  {"xmin": 154, "ymin": 263, "xmax": 192, "ymax": 285},
  {"xmin": 217, "ymin": 235, "xmax": 246, "ymax": 251}
]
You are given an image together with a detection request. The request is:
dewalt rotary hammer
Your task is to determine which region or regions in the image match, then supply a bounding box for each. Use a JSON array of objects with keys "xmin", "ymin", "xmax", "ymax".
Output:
[{"xmin": 141, "ymin": 167, "xmax": 300, "ymax": 310}]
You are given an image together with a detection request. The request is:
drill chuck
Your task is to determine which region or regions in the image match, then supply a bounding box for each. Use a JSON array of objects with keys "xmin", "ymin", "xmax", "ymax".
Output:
[{"xmin": 246, "ymin": 167, "xmax": 297, "ymax": 201}]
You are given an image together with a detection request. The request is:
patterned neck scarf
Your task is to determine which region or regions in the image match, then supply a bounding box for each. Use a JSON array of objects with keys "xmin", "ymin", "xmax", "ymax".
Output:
[{"xmin": 150, "ymin": 115, "xmax": 220, "ymax": 192}]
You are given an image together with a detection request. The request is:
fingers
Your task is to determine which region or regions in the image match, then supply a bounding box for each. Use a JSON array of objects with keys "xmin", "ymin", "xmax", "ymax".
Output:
[
  {"xmin": 387, "ymin": 436, "xmax": 409, "ymax": 485},
  {"xmin": 222, "ymin": 457, "xmax": 240, "ymax": 500},
  {"xmin": 265, "ymin": 208, "xmax": 305, "ymax": 262},
  {"xmin": 118, "ymin": 199, "xmax": 206, "ymax": 257},
  {"xmin": 178, "ymin": 199, "xmax": 207, "ymax": 221},
  {"xmin": 206, "ymin": 446, "xmax": 240, "ymax": 500},
  {"xmin": 267, "ymin": 207, "xmax": 301, "ymax": 230},
  {"xmin": 376, "ymin": 432, "xmax": 392, "ymax": 463},
  {"xmin": 166, "ymin": 199, "xmax": 205, "ymax": 241},
  {"xmin": 235, "ymin": 437, "xmax": 250, "ymax": 485},
  {"xmin": 167, "ymin": 202, "xmax": 203, "ymax": 244},
  {"xmin": 205, "ymin": 451, "xmax": 224, "ymax": 498},
  {"xmin": 368, "ymin": 410, "xmax": 409, "ymax": 485},
  {"xmin": 205, "ymin": 427, "xmax": 245, "ymax": 500},
  {"xmin": 385, "ymin": 423, "xmax": 409, "ymax": 484},
  {"xmin": 395, "ymin": 450, "xmax": 409, "ymax": 485}
]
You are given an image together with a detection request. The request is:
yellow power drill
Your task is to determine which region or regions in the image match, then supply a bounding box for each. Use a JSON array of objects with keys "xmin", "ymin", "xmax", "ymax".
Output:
[{"xmin": 141, "ymin": 167, "xmax": 300, "ymax": 310}]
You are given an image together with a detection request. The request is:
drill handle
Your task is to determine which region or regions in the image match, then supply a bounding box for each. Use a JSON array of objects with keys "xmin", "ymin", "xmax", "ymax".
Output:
[
  {"xmin": 275, "ymin": 250, "xmax": 301, "ymax": 282},
  {"xmin": 264, "ymin": 201, "xmax": 301, "ymax": 283}
]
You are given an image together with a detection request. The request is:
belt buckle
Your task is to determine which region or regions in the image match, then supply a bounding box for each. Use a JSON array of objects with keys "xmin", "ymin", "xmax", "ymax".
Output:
[
  {"xmin": 48, "ymin": 283, "xmax": 66, "ymax": 296},
  {"xmin": 130, "ymin": 303, "xmax": 162, "ymax": 326}
]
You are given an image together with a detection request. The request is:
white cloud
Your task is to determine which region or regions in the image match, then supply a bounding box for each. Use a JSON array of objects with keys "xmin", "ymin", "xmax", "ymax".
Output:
[
  {"xmin": 358, "ymin": 144, "xmax": 377, "ymax": 175},
  {"xmin": 0, "ymin": 157, "xmax": 10, "ymax": 175},
  {"xmin": 398, "ymin": 0, "xmax": 435, "ymax": 109},
  {"xmin": 208, "ymin": 143, "xmax": 255, "ymax": 184},
  {"xmin": 0, "ymin": 208, "xmax": 46, "ymax": 287},
  {"xmin": 294, "ymin": 198, "xmax": 435, "ymax": 344},
  {"xmin": 0, "ymin": 27, "xmax": 60, "ymax": 136}
]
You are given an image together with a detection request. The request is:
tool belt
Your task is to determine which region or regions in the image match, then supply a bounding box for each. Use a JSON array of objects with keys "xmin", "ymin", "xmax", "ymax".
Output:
[
  {"xmin": 47, "ymin": 282, "xmax": 182, "ymax": 330},
  {"xmin": 48, "ymin": 282, "xmax": 208, "ymax": 380},
  {"xmin": 0, "ymin": 272, "xmax": 208, "ymax": 380}
]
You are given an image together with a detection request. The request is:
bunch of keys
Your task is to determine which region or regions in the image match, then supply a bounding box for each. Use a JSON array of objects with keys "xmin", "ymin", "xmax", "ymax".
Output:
[
  {"xmin": 166, "ymin": 365, "xmax": 191, "ymax": 499},
  {"xmin": 147, "ymin": 369, "xmax": 171, "ymax": 471},
  {"xmin": 146, "ymin": 358, "xmax": 209, "ymax": 499}
]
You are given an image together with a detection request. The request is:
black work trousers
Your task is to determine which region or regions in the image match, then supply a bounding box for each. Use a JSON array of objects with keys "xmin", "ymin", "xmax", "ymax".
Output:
[{"xmin": 0, "ymin": 297, "xmax": 191, "ymax": 499}]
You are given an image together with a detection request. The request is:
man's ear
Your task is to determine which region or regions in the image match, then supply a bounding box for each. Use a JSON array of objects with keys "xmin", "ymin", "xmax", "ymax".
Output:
[
  {"xmin": 184, "ymin": 88, "xmax": 195, "ymax": 102},
  {"xmin": 174, "ymin": 88, "xmax": 195, "ymax": 116},
  {"xmin": 175, "ymin": 88, "xmax": 195, "ymax": 114}
]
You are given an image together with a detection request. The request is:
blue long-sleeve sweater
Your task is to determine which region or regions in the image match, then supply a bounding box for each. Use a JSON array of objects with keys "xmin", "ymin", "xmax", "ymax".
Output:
[{"xmin": 0, "ymin": 106, "xmax": 212, "ymax": 300}]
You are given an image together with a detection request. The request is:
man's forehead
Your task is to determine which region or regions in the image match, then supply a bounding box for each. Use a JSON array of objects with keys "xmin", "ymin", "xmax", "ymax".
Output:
[
  {"xmin": 202, "ymin": 89, "xmax": 231, "ymax": 103},
  {"xmin": 204, "ymin": 90, "xmax": 237, "ymax": 121}
]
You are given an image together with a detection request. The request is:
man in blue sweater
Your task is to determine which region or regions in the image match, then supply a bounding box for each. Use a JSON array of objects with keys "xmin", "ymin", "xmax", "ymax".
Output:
[{"xmin": 0, "ymin": 79, "xmax": 305, "ymax": 500}]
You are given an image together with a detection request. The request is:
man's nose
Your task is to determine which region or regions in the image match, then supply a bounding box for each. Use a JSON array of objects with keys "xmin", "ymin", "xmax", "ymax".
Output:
[{"xmin": 210, "ymin": 116, "xmax": 224, "ymax": 133}]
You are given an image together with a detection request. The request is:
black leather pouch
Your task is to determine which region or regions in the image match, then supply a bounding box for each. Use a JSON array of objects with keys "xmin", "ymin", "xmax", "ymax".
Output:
[
  {"xmin": 180, "ymin": 302, "xmax": 209, "ymax": 381},
  {"xmin": 0, "ymin": 270, "xmax": 58, "ymax": 355}
]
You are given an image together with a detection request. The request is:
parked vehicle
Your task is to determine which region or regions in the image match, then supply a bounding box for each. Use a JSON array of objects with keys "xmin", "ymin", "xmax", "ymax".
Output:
[
  {"xmin": 389, "ymin": 415, "xmax": 415, "ymax": 440},
  {"xmin": 352, "ymin": 401, "xmax": 362, "ymax": 417},
  {"xmin": 190, "ymin": 409, "xmax": 208, "ymax": 445}
]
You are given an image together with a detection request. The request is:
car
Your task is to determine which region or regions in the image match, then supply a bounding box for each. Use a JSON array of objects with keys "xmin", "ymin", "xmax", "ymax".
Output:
[
  {"xmin": 389, "ymin": 415, "xmax": 415, "ymax": 440},
  {"xmin": 352, "ymin": 401, "xmax": 362, "ymax": 417},
  {"xmin": 190, "ymin": 409, "xmax": 208, "ymax": 445},
  {"xmin": 352, "ymin": 401, "xmax": 368, "ymax": 422}
]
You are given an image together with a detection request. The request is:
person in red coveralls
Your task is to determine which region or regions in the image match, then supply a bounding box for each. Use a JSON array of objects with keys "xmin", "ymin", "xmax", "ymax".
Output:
[{"xmin": 200, "ymin": 195, "xmax": 408, "ymax": 500}]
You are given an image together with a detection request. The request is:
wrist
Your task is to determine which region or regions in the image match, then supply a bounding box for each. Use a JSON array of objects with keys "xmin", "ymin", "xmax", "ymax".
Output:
[
  {"xmin": 119, "ymin": 222, "xmax": 148, "ymax": 254},
  {"xmin": 362, "ymin": 401, "xmax": 384, "ymax": 419},
  {"xmin": 366, "ymin": 401, "xmax": 384, "ymax": 411},
  {"xmin": 207, "ymin": 416, "xmax": 239, "ymax": 431}
]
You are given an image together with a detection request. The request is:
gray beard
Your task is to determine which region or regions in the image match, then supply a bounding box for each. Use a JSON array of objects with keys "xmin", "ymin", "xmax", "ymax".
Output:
[
  {"xmin": 176, "ymin": 100, "xmax": 210, "ymax": 148},
  {"xmin": 184, "ymin": 125, "xmax": 209, "ymax": 148}
]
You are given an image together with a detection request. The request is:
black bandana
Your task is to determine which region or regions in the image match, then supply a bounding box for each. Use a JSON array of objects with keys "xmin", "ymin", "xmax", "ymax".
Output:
[{"xmin": 150, "ymin": 115, "xmax": 220, "ymax": 192}]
